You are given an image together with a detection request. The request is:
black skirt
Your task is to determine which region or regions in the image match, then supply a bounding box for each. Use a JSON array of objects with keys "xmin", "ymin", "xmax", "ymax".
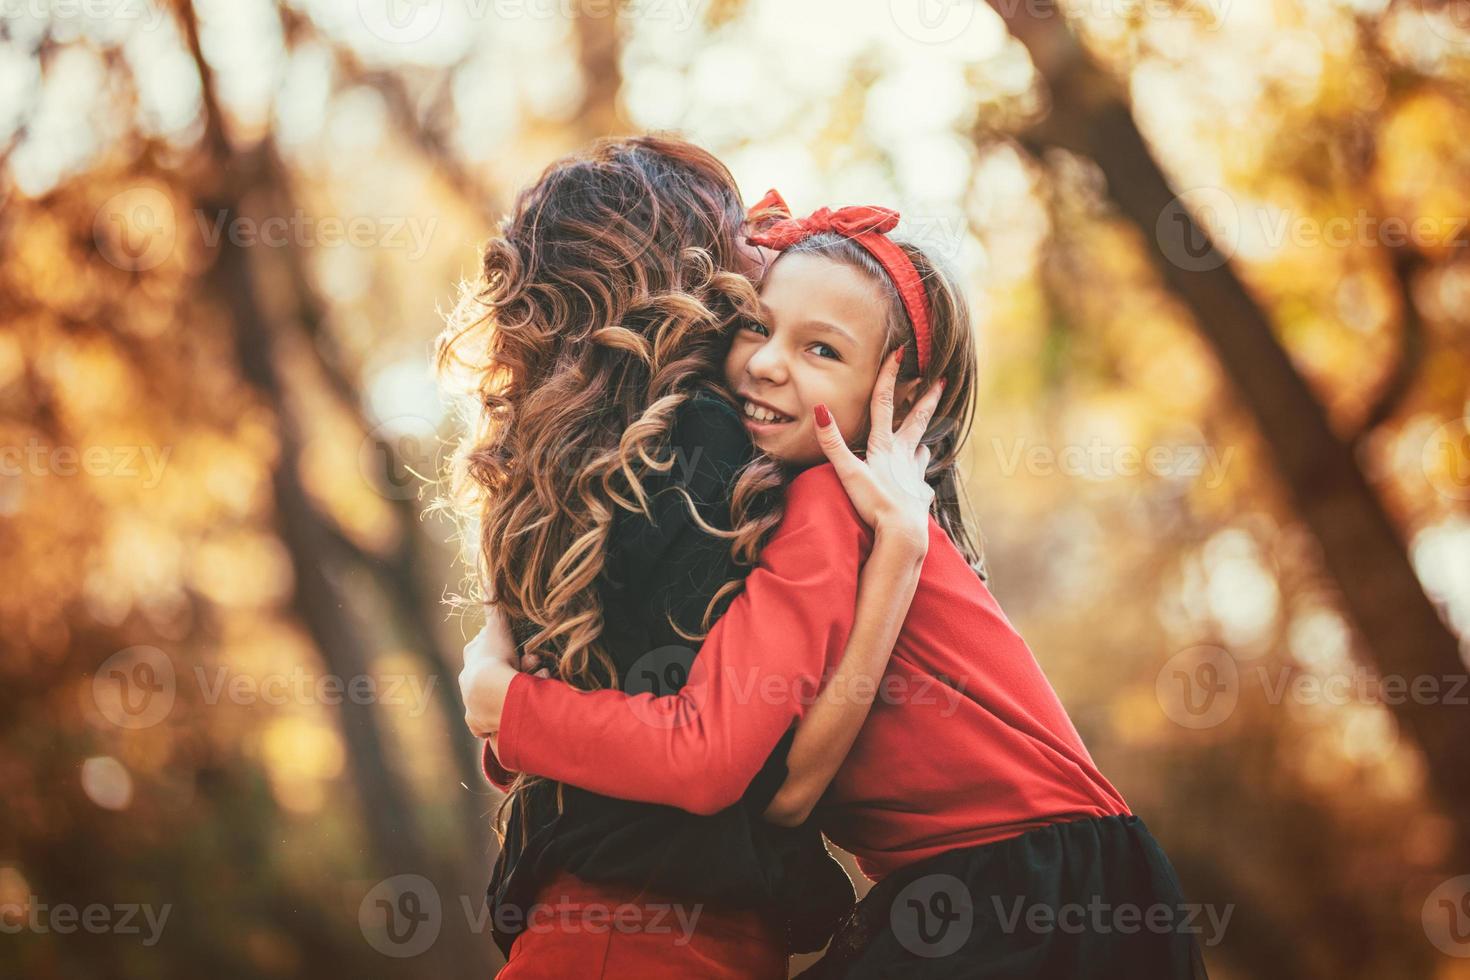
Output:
[{"xmin": 798, "ymin": 815, "xmax": 1211, "ymax": 979}]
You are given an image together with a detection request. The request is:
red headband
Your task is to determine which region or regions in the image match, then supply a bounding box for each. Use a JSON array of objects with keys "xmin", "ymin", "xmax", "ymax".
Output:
[{"xmin": 745, "ymin": 188, "xmax": 932, "ymax": 375}]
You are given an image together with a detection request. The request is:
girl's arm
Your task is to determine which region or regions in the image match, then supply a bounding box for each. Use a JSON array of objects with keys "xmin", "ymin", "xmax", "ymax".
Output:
[
  {"xmin": 758, "ymin": 366, "xmax": 938, "ymax": 825},
  {"xmin": 462, "ymin": 360, "xmax": 943, "ymax": 816},
  {"xmin": 760, "ymin": 521, "xmax": 923, "ymax": 826}
]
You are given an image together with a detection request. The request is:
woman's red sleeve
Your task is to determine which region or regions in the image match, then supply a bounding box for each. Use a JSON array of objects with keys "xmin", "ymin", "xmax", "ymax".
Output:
[{"xmin": 496, "ymin": 464, "xmax": 873, "ymax": 816}]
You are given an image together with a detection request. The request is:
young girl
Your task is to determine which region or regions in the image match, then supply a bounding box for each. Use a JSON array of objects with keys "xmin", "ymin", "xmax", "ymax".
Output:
[
  {"xmin": 446, "ymin": 143, "xmax": 942, "ymax": 978},
  {"xmin": 464, "ymin": 193, "xmax": 1209, "ymax": 977}
]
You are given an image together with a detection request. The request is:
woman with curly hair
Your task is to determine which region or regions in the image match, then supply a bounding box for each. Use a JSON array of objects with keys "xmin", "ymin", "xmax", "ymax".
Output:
[{"xmin": 442, "ymin": 136, "xmax": 940, "ymax": 977}]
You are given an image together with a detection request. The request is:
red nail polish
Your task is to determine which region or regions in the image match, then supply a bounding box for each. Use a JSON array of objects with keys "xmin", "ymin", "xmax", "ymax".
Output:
[{"xmin": 814, "ymin": 404, "xmax": 831, "ymax": 427}]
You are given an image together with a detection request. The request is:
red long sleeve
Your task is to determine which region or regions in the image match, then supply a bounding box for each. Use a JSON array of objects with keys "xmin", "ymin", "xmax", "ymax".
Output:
[
  {"xmin": 482, "ymin": 739, "xmax": 515, "ymax": 791},
  {"xmin": 497, "ymin": 464, "xmax": 873, "ymax": 815}
]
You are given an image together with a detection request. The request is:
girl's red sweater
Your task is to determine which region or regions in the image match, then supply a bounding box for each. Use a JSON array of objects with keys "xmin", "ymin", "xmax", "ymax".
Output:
[{"xmin": 490, "ymin": 462, "xmax": 1130, "ymax": 882}]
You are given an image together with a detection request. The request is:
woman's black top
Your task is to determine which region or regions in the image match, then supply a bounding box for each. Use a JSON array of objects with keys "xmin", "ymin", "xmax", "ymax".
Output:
[{"xmin": 485, "ymin": 389, "xmax": 855, "ymax": 959}]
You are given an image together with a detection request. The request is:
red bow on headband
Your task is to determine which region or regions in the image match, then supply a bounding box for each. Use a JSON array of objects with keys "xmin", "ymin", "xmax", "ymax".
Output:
[
  {"xmin": 743, "ymin": 188, "xmax": 933, "ymax": 375},
  {"xmin": 747, "ymin": 204, "xmax": 900, "ymax": 250}
]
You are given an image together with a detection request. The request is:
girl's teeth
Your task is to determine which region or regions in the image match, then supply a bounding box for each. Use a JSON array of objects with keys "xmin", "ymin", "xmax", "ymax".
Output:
[{"xmin": 743, "ymin": 401, "xmax": 789, "ymax": 423}]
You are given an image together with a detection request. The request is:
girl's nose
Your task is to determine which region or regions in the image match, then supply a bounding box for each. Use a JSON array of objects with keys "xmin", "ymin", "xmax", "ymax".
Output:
[{"xmin": 745, "ymin": 341, "xmax": 789, "ymax": 384}]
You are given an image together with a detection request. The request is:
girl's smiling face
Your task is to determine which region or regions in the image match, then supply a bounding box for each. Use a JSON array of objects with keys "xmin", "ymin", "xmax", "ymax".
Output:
[{"xmin": 724, "ymin": 251, "xmax": 904, "ymax": 466}]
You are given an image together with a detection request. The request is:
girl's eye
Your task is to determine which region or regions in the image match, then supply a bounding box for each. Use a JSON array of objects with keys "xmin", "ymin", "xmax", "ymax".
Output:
[
  {"xmin": 743, "ymin": 320, "xmax": 769, "ymax": 337},
  {"xmin": 811, "ymin": 343, "xmax": 840, "ymax": 361}
]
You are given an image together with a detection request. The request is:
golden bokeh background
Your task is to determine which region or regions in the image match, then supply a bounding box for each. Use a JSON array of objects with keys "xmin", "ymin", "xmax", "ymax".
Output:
[{"xmin": 3, "ymin": 0, "xmax": 1470, "ymax": 976}]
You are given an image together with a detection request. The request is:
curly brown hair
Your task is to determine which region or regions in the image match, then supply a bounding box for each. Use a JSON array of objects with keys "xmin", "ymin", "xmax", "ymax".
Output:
[{"xmin": 436, "ymin": 135, "xmax": 788, "ymax": 842}]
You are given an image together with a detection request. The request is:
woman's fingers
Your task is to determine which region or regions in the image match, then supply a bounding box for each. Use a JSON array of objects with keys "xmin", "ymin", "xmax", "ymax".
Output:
[
  {"xmin": 868, "ymin": 349, "xmax": 902, "ymax": 451},
  {"xmin": 896, "ymin": 379, "xmax": 946, "ymax": 446},
  {"xmin": 916, "ymin": 442, "xmax": 932, "ymax": 474}
]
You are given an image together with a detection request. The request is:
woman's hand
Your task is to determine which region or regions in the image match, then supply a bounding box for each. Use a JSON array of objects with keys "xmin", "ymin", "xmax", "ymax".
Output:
[{"xmin": 813, "ymin": 348, "xmax": 945, "ymax": 553}]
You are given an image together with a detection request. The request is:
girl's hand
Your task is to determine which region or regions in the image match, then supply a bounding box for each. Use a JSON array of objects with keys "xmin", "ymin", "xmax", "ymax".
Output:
[
  {"xmin": 459, "ymin": 605, "xmax": 549, "ymax": 739},
  {"xmin": 813, "ymin": 348, "xmax": 945, "ymax": 553}
]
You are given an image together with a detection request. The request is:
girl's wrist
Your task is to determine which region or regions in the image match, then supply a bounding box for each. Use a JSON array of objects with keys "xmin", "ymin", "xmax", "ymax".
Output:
[
  {"xmin": 873, "ymin": 519, "xmax": 929, "ymax": 562},
  {"xmin": 462, "ymin": 659, "xmax": 518, "ymax": 736}
]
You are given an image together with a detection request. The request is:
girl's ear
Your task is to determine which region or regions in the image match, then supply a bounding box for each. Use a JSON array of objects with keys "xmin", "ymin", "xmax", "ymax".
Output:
[{"xmin": 893, "ymin": 376, "xmax": 924, "ymax": 427}]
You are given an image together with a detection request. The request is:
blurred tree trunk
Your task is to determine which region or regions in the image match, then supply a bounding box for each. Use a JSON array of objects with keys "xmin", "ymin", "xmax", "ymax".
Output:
[
  {"xmin": 982, "ymin": 0, "xmax": 1470, "ymax": 868},
  {"xmin": 257, "ymin": 149, "xmax": 490, "ymax": 850},
  {"xmin": 173, "ymin": 1, "xmax": 488, "ymax": 970},
  {"xmin": 574, "ymin": 2, "xmax": 625, "ymax": 139}
]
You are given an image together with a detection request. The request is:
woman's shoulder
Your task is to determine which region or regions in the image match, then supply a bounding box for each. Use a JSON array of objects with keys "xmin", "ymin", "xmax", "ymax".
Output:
[
  {"xmin": 666, "ymin": 389, "xmax": 753, "ymax": 496},
  {"xmin": 675, "ymin": 389, "xmax": 747, "ymax": 450},
  {"xmin": 780, "ymin": 462, "xmax": 870, "ymax": 544}
]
